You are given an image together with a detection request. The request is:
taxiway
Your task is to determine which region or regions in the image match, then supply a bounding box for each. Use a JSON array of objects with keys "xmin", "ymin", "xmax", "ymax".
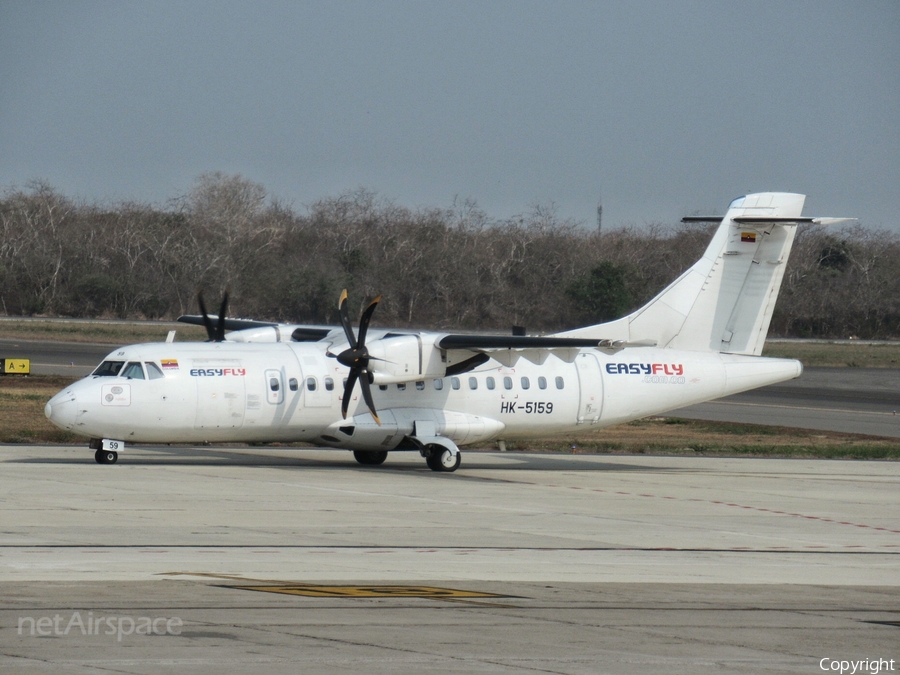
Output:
[{"xmin": 1, "ymin": 446, "xmax": 897, "ymax": 673}]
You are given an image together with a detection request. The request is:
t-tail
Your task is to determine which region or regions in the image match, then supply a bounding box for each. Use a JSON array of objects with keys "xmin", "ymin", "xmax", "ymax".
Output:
[{"xmin": 558, "ymin": 192, "xmax": 852, "ymax": 355}]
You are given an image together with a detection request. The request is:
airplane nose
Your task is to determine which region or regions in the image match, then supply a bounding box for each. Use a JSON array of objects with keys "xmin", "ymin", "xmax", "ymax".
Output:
[{"xmin": 46, "ymin": 389, "xmax": 77, "ymax": 430}]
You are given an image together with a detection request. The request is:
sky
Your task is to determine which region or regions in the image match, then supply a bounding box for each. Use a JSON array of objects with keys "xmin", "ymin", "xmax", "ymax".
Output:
[{"xmin": 1, "ymin": 1, "xmax": 898, "ymax": 230}]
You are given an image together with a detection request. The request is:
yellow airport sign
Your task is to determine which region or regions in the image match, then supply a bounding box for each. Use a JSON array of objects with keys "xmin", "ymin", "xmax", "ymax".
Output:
[{"xmin": 2, "ymin": 359, "xmax": 30, "ymax": 375}]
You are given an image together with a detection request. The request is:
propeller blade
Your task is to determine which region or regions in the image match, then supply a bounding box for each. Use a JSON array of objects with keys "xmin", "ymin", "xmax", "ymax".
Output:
[
  {"xmin": 356, "ymin": 294, "xmax": 381, "ymax": 347},
  {"xmin": 358, "ymin": 373, "xmax": 381, "ymax": 426},
  {"xmin": 197, "ymin": 292, "xmax": 216, "ymax": 341},
  {"xmin": 335, "ymin": 289, "xmax": 382, "ymax": 425},
  {"xmin": 216, "ymin": 291, "xmax": 229, "ymax": 342},
  {"xmin": 338, "ymin": 289, "xmax": 357, "ymax": 349},
  {"xmin": 341, "ymin": 369, "xmax": 359, "ymax": 419}
]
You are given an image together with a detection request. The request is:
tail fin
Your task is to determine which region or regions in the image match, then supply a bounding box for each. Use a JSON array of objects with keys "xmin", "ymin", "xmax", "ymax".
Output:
[{"xmin": 558, "ymin": 192, "xmax": 809, "ymax": 355}]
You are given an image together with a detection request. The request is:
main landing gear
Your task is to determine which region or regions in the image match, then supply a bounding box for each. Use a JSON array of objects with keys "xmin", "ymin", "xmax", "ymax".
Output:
[
  {"xmin": 351, "ymin": 446, "xmax": 462, "ymax": 472},
  {"xmin": 353, "ymin": 450, "xmax": 388, "ymax": 466},
  {"xmin": 424, "ymin": 446, "xmax": 461, "ymax": 473},
  {"xmin": 94, "ymin": 449, "xmax": 118, "ymax": 464}
]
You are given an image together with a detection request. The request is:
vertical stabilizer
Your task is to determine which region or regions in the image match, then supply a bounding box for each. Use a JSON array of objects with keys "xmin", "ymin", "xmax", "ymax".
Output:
[{"xmin": 557, "ymin": 192, "xmax": 806, "ymax": 355}]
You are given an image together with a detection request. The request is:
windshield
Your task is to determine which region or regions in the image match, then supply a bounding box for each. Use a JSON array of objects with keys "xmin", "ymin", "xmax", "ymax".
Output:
[
  {"xmin": 121, "ymin": 362, "xmax": 145, "ymax": 379},
  {"xmin": 93, "ymin": 360, "xmax": 125, "ymax": 377}
]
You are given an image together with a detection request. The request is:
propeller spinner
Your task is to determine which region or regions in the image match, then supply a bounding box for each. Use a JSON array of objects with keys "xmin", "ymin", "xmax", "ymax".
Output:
[{"xmin": 332, "ymin": 289, "xmax": 382, "ymax": 425}]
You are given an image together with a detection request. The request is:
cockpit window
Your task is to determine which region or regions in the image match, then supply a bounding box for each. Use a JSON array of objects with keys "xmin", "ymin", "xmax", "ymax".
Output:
[
  {"xmin": 121, "ymin": 362, "xmax": 145, "ymax": 380},
  {"xmin": 93, "ymin": 361, "xmax": 125, "ymax": 377},
  {"xmin": 145, "ymin": 362, "xmax": 165, "ymax": 380}
]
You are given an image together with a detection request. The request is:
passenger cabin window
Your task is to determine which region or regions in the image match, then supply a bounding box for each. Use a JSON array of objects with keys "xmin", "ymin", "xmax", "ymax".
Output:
[
  {"xmin": 468, "ymin": 377, "xmax": 478, "ymax": 390},
  {"xmin": 145, "ymin": 362, "xmax": 164, "ymax": 380},
  {"xmin": 486, "ymin": 376, "xmax": 495, "ymax": 390},
  {"xmin": 538, "ymin": 376, "xmax": 547, "ymax": 390},
  {"xmin": 121, "ymin": 362, "xmax": 145, "ymax": 380},
  {"xmin": 521, "ymin": 376, "xmax": 530, "ymax": 390},
  {"xmin": 555, "ymin": 376, "xmax": 565, "ymax": 390},
  {"xmin": 451, "ymin": 377, "xmax": 461, "ymax": 390},
  {"xmin": 379, "ymin": 384, "xmax": 388, "ymax": 391},
  {"xmin": 289, "ymin": 378, "xmax": 299, "ymax": 391},
  {"xmin": 503, "ymin": 376, "xmax": 513, "ymax": 390},
  {"xmin": 269, "ymin": 377, "xmax": 280, "ymax": 392},
  {"xmin": 433, "ymin": 379, "xmax": 443, "ymax": 390},
  {"xmin": 325, "ymin": 377, "xmax": 335, "ymax": 391},
  {"xmin": 416, "ymin": 381, "xmax": 425, "ymax": 391},
  {"xmin": 93, "ymin": 361, "xmax": 125, "ymax": 377},
  {"xmin": 397, "ymin": 383, "xmax": 406, "ymax": 391},
  {"xmin": 306, "ymin": 377, "xmax": 317, "ymax": 392}
]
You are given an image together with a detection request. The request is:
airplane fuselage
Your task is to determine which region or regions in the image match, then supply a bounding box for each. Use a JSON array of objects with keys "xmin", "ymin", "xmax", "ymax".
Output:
[{"xmin": 46, "ymin": 339, "xmax": 800, "ymax": 449}]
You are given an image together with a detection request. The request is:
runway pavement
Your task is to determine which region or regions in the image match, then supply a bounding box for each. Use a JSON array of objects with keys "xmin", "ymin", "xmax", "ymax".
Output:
[
  {"xmin": 0, "ymin": 338, "xmax": 114, "ymax": 377},
  {"xmin": 671, "ymin": 367, "xmax": 900, "ymax": 438},
  {"xmin": 1, "ymin": 446, "xmax": 898, "ymax": 673}
]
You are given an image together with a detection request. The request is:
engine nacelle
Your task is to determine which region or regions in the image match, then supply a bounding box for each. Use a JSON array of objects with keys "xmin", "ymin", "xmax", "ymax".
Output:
[{"xmin": 367, "ymin": 334, "xmax": 447, "ymax": 384}]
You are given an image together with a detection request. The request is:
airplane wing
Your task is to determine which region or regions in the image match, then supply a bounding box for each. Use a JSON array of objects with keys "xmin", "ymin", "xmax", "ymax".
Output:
[
  {"xmin": 177, "ymin": 315, "xmax": 276, "ymax": 331},
  {"xmin": 432, "ymin": 334, "xmax": 656, "ymax": 368},
  {"xmin": 177, "ymin": 315, "xmax": 336, "ymax": 342}
]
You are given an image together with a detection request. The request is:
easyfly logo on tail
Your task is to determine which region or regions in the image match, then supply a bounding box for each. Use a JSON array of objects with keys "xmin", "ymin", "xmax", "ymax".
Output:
[{"xmin": 605, "ymin": 363, "xmax": 684, "ymax": 376}]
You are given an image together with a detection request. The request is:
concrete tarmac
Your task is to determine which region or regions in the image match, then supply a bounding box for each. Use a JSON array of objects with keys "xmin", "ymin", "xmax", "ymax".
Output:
[
  {"xmin": 0, "ymin": 338, "xmax": 114, "ymax": 377},
  {"xmin": 672, "ymin": 367, "xmax": 900, "ymax": 439},
  {"xmin": 1, "ymin": 446, "xmax": 898, "ymax": 673}
]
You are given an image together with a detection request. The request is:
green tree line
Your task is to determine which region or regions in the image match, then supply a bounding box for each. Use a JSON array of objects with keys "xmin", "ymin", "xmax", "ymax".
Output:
[{"xmin": 1, "ymin": 174, "xmax": 898, "ymax": 338}]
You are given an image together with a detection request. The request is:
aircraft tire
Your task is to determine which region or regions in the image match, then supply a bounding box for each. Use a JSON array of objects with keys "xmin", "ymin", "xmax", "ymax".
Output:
[
  {"xmin": 95, "ymin": 449, "xmax": 118, "ymax": 464},
  {"xmin": 353, "ymin": 450, "xmax": 388, "ymax": 466},
  {"xmin": 427, "ymin": 448, "xmax": 461, "ymax": 473}
]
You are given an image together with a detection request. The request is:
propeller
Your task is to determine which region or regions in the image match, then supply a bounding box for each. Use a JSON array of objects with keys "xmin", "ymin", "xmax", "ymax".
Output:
[
  {"xmin": 331, "ymin": 289, "xmax": 382, "ymax": 424},
  {"xmin": 197, "ymin": 290, "xmax": 229, "ymax": 342}
]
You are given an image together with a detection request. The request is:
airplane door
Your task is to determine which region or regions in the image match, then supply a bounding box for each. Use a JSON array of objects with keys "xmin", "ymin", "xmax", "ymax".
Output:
[
  {"xmin": 265, "ymin": 369, "xmax": 284, "ymax": 405},
  {"xmin": 574, "ymin": 352, "xmax": 603, "ymax": 424},
  {"xmin": 193, "ymin": 360, "xmax": 246, "ymax": 430}
]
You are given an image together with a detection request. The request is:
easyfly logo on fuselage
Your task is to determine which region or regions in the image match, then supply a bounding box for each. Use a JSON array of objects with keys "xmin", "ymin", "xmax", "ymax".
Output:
[
  {"xmin": 189, "ymin": 368, "xmax": 247, "ymax": 377},
  {"xmin": 605, "ymin": 363, "xmax": 684, "ymax": 376}
]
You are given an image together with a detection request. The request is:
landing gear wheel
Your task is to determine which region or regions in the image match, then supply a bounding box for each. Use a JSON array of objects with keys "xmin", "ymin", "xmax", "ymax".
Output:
[
  {"xmin": 353, "ymin": 450, "xmax": 388, "ymax": 466},
  {"xmin": 427, "ymin": 448, "xmax": 461, "ymax": 472},
  {"xmin": 94, "ymin": 449, "xmax": 118, "ymax": 464}
]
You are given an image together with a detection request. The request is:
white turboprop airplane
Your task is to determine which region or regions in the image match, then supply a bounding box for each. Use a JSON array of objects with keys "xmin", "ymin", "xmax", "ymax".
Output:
[{"xmin": 45, "ymin": 192, "xmax": 849, "ymax": 472}]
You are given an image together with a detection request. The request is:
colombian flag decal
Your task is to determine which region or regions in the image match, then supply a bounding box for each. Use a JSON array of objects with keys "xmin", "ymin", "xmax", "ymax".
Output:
[
  {"xmin": 741, "ymin": 232, "xmax": 757, "ymax": 243},
  {"xmin": 161, "ymin": 359, "xmax": 179, "ymax": 370}
]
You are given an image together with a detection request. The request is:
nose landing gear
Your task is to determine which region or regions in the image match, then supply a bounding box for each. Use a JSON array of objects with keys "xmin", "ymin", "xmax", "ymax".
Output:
[{"xmin": 94, "ymin": 449, "xmax": 118, "ymax": 464}]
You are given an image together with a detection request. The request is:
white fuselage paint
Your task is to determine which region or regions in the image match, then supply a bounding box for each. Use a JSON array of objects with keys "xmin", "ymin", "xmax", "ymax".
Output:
[{"xmin": 45, "ymin": 340, "xmax": 801, "ymax": 451}]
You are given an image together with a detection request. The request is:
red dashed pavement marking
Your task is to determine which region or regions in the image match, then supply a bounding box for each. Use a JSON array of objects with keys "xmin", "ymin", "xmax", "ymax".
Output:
[
  {"xmin": 547, "ymin": 484, "xmax": 899, "ymax": 535},
  {"xmin": 472, "ymin": 474, "xmax": 900, "ymax": 537}
]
